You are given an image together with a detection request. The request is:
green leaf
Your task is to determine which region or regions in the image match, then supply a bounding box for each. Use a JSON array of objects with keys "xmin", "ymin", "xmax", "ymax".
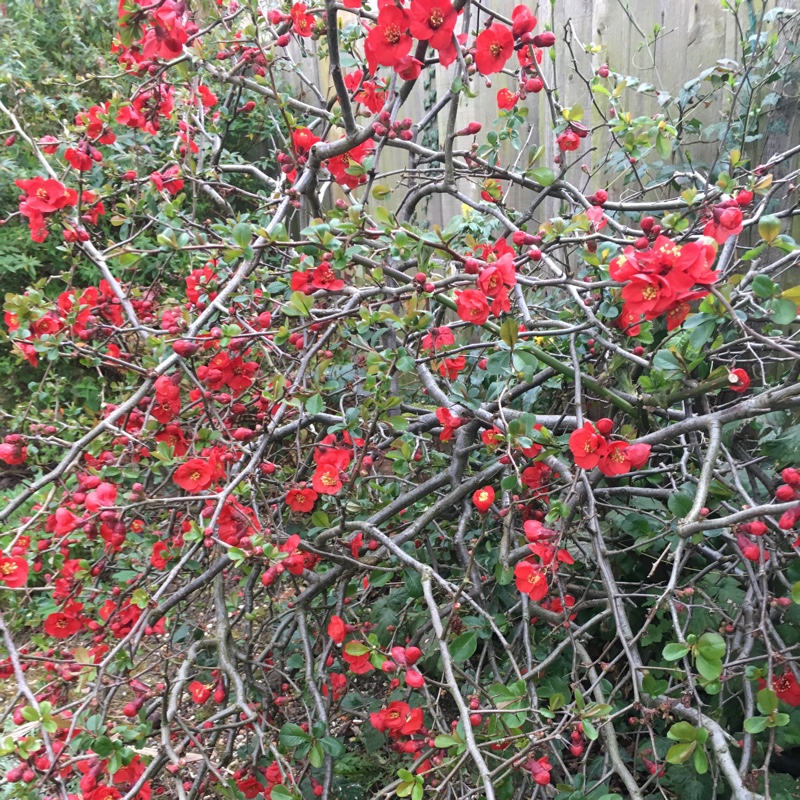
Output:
[
  {"xmin": 667, "ymin": 722, "xmax": 698, "ymax": 742},
  {"xmin": 695, "ymin": 653, "xmax": 723, "ymax": 681},
  {"xmin": 321, "ymin": 736, "xmax": 346, "ymax": 757},
  {"xmin": 666, "ymin": 741, "xmax": 696, "ymax": 764},
  {"xmin": 20, "ymin": 706, "xmax": 39, "ymax": 722},
  {"xmin": 771, "ymin": 298, "xmax": 798, "ymax": 325},
  {"xmin": 696, "ymin": 632, "xmax": 726, "ymax": 660},
  {"xmin": 693, "ymin": 746, "xmax": 708, "ymax": 774},
  {"xmin": 656, "ymin": 131, "xmax": 672, "ymax": 159},
  {"xmin": 272, "ymin": 786, "xmax": 293, "ymax": 800},
  {"xmin": 772, "ymin": 712, "xmax": 790, "ymax": 728},
  {"xmin": 668, "ymin": 493, "xmax": 694, "ymax": 517},
  {"xmin": 450, "ymin": 632, "xmax": 478, "ymax": 663},
  {"xmin": 434, "ymin": 735, "xmax": 458, "ymax": 748},
  {"xmin": 309, "ymin": 740, "xmax": 324, "ymax": 767},
  {"xmin": 663, "ymin": 642, "xmax": 691, "ymax": 661},
  {"xmin": 752, "ymin": 274, "xmax": 777, "ymax": 298},
  {"xmin": 92, "ymin": 736, "xmax": 115, "ymax": 758},
  {"xmin": 792, "ymin": 581, "xmax": 800, "ymax": 605},
  {"xmin": 581, "ymin": 719, "xmax": 598, "ymax": 741},
  {"xmin": 743, "ymin": 716, "xmax": 768, "ymax": 734},
  {"xmin": 757, "ymin": 688, "xmax": 779, "ymax": 715},
  {"xmin": 279, "ymin": 723, "xmax": 310, "ymax": 747},
  {"xmin": 305, "ymin": 394, "xmax": 324, "ymax": 414},
  {"xmin": 529, "ymin": 167, "xmax": 555, "ymax": 187},
  {"xmin": 411, "ymin": 780, "xmax": 424, "ymax": 800},
  {"xmin": 758, "ymin": 215, "xmax": 781, "ymax": 243},
  {"xmin": 232, "ymin": 222, "xmax": 251, "ymax": 248},
  {"xmin": 499, "ymin": 317, "xmax": 518, "ymax": 348}
]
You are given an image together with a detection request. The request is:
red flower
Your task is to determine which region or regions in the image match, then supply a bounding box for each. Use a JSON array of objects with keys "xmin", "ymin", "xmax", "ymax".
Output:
[
  {"xmin": 0, "ymin": 442, "xmax": 27, "ymax": 465},
  {"xmin": 85, "ymin": 482, "xmax": 118, "ymax": 512},
  {"xmin": 311, "ymin": 263, "xmax": 345, "ymax": 291},
  {"xmin": 326, "ymin": 139, "xmax": 374, "ymax": 190},
  {"xmin": 439, "ymin": 355, "xmax": 466, "ymax": 380},
  {"xmin": 15, "ymin": 177, "xmax": 77, "ymax": 214},
  {"xmin": 366, "ymin": 7, "xmax": 412, "ymax": 68},
  {"xmin": 511, "ymin": 4, "xmax": 537, "ymax": 37},
  {"xmin": 395, "ymin": 55, "xmax": 425, "ymax": 79},
  {"xmin": 0, "ymin": 556, "xmax": 28, "ymax": 588},
  {"xmin": 370, "ymin": 701, "xmax": 424, "ymax": 735},
  {"xmin": 151, "ymin": 541, "xmax": 171, "ymax": 569},
  {"xmin": 556, "ymin": 130, "xmax": 579, "ymax": 151},
  {"xmin": 598, "ymin": 441, "xmax": 633, "ymax": 476},
  {"xmin": 421, "ymin": 325, "xmax": 455, "ymax": 350},
  {"xmin": 189, "ymin": 681, "xmax": 212, "ymax": 703},
  {"xmin": 290, "ymin": 2, "xmax": 315, "ymax": 36},
  {"xmin": 514, "ymin": 560, "xmax": 549, "ymax": 601},
  {"xmin": 156, "ymin": 424, "xmax": 189, "ymax": 456},
  {"xmin": 704, "ymin": 203, "xmax": 743, "ymax": 244},
  {"xmin": 313, "ymin": 462, "xmax": 344, "ymax": 495},
  {"xmin": 472, "ymin": 486, "xmax": 495, "ymax": 512},
  {"xmin": 405, "ymin": 668, "xmax": 425, "ymax": 688},
  {"xmin": 736, "ymin": 531, "xmax": 765, "ymax": 562},
  {"xmin": 569, "ymin": 422, "xmax": 607, "ymax": 469},
  {"xmin": 773, "ymin": 672, "xmax": 800, "ymax": 706},
  {"xmin": 173, "ymin": 458, "xmax": 214, "ymax": 493},
  {"xmin": 342, "ymin": 641, "xmax": 374, "ymax": 674},
  {"xmin": 44, "ymin": 606, "xmax": 83, "ymax": 639},
  {"xmin": 474, "ymin": 23, "xmax": 514, "ymax": 75},
  {"xmin": 482, "ymin": 428, "xmax": 503, "ymax": 449},
  {"xmin": 286, "ymin": 487, "xmax": 318, "ymax": 513},
  {"xmin": 140, "ymin": 0, "xmax": 188, "ymax": 59},
  {"xmin": 497, "ymin": 88, "xmax": 519, "ymax": 110},
  {"xmin": 328, "ymin": 615, "xmax": 347, "ymax": 644},
  {"xmin": 729, "ymin": 368, "xmax": 750, "ymax": 393},
  {"xmin": 435, "ymin": 407, "xmax": 464, "ymax": 442},
  {"xmin": 65, "ymin": 146, "xmax": 93, "ymax": 171},
  {"xmin": 527, "ymin": 756, "xmax": 552, "ymax": 786},
  {"xmin": 456, "ymin": 289, "xmax": 491, "ymax": 325},
  {"xmin": 322, "ymin": 672, "xmax": 348, "ymax": 701},
  {"xmin": 408, "ymin": 0, "xmax": 458, "ymax": 51}
]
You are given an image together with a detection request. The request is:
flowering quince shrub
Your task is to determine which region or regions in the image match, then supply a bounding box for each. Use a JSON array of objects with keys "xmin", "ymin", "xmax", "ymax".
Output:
[{"xmin": 1, "ymin": 0, "xmax": 800, "ymax": 799}]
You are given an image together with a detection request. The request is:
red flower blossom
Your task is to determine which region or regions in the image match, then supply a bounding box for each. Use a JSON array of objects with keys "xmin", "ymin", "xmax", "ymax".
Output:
[
  {"xmin": 322, "ymin": 672, "xmax": 348, "ymax": 701},
  {"xmin": 704, "ymin": 202, "xmax": 743, "ymax": 244},
  {"xmin": 65, "ymin": 146, "xmax": 93, "ymax": 171},
  {"xmin": 189, "ymin": 680, "xmax": 212, "ymax": 703},
  {"xmin": 0, "ymin": 442, "xmax": 27, "ymax": 465},
  {"xmin": 526, "ymin": 755, "xmax": 552, "ymax": 786},
  {"xmin": 85, "ymin": 482, "xmax": 118, "ymax": 512},
  {"xmin": 421, "ymin": 325, "xmax": 455, "ymax": 350},
  {"xmin": 474, "ymin": 23, "xmax": 513, "ymax": 75},
  {"xmin": 366, "ymin": 7, "xmax": 412, "ymax": 68},
  {"xmin": 290, "ymin": 2, "xmax": 315, "ymax": 36},
  {"xmin": 439, "ymin": 355, "xmax": 466, "ymax": 380},
  {"xmin": 286, "ymin": 486, "xmax": 318, "ymax": 513},
  {"xmin": 473, "ymin": 486, "xmax": 495, "ymax": 512},
  {"xmin": 514, "ymin": 560, "xmax": 549, "ymax": 601},
  {"xmin": 497, "ymin": 88, "xmax": 519, "ymax": 109},
  {"xmin": 511, "ymin": 4, "xmax": 537, "ymax": 37},
  {"xmin": 173, "ymin": 458, "xmax": 215, "ymax": 493},
  {"xmin": 435, "ymin": 407, "xmax": 464, "ymax": 442},
  {"xmin": 0, "ymin": 556, "xmax": 28, "ymax": 588},
  {"xmin": 729, "ymin": 368, "xmax": 750, "ymax": 393},
  {"xmin": 44, "ymin": 604, "xmax": 84, "ymax": 639},
  {"xmin": 326, "ymin": 139, "xmax": 374, "ymax": 189},
  {"xmin": 313, "ymin": 462, "xmax": 344, "ymax": 495},
  {"xmin": 456, "ymin": 289, "xmax": 491, "ymax": 325},
  {"xmin": 328, "ymin": 615, "xmax": 347, "ymax": 644},
  {"xmin": 569, "ymin": 422, "xmax": 607, "ymax": 470},
  {"xmin": 312, "ymin": 263, "xmax": 345, "ymax": 291},
  {"xmin": 342, "ymin": 641, "xmax": 374, "ymax": 674},
  {"xmin": 408, "ymin": 0, "xmax": 458, "ymax": 51},
  {"xmin": 773, "ymin": 671, "xmax": 800, "ymax": 706},
  {"xmin": 556, "ymin": 130, "xmax": 580, "ymax": 151},
  {"xmin": 370, "ymin": 701, "xmax": 424, "ymax": 735},
  {"xmin": 482, "ymin": 427, "xmax": 503, "ymax": 449},
  {"xmin": 140, "ymin": 0, "xmax": 188, "ymax": 59}
]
